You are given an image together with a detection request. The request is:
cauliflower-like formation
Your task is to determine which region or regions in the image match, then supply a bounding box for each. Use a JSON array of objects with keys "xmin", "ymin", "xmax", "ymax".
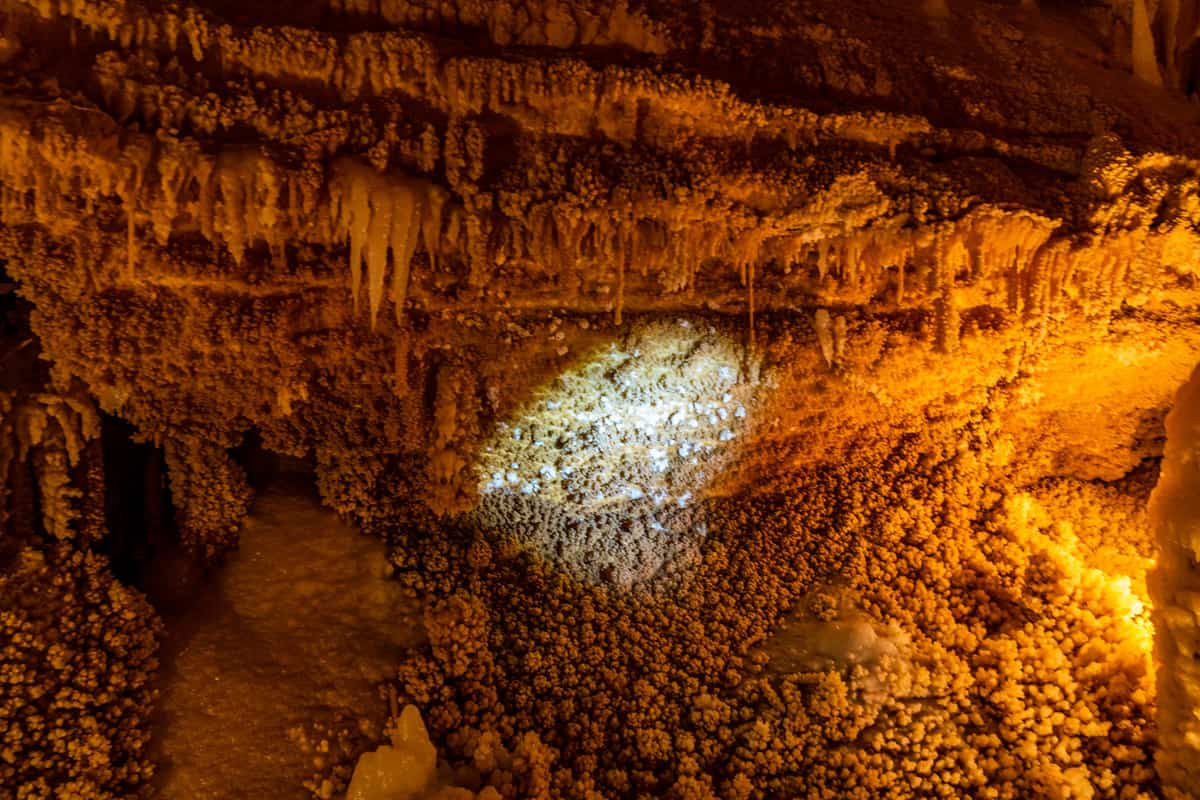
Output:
[
  {"xmin": 387, "ymin": 391, "xmax": 1159, "ymax": 799},
  {"xmin": 0, "ymin": 545, "xmax": 161, "ymax": 799}
]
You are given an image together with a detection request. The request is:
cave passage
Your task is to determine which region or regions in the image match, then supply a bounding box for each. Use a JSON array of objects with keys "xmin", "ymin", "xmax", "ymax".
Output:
[
  {"xmin": 150, "ymin": 475, "xmax": 422, "ymax": 800},
  {"xmin": 3, "ymin": 0, "xmax": 1200, "ymax": 798}
]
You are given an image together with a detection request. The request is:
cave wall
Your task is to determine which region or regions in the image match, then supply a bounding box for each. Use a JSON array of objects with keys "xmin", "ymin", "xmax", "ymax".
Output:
[
  {"xmin": 2, "ymin": 0, "xmax": 1200, "ymax": 793},
  {"xmin": 0, "ymin": 304, "xmax": 162, "ymax": 799}
]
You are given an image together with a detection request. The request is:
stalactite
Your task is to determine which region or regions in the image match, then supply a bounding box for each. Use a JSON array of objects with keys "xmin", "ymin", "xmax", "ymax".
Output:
[
  {"xmin": 4, "ymin": 84, "xmax": 1161, "ymax": 339},
  {"xmin": 125, "ymin": 206, "xmax": 137, "ymax": 280},
  {"xmin": 365, "ymin": 185, "xmax": 393, "ymax": 324},
  {"xmin": 934, "ymin": 230, "xmax": 966, "ymax": 353},
  {"xmin": 1133, "ymin": 0, "xmax": 1165, "ymax": 85},
  {"xmin": 393, "ymin": 331, "xmax": 410, "ymax": 398},
  {"xmin": 163, "ymin": 432, "xmax": 252, "ymax": 563},
  {"xmin": 331, "ymin": 161, "xmax": 366, "ymax": 310},
  {"xmin": 13, "ymin": 401, "xmax": 48, "ymax": 463},
  {"xmin": 1022, "ymin": 241, "xmax": 1050, "ymax": 322},
  {"xmin": 423, "ymin": 185, "xmax": 448, "ymax": 271},
  {"xmin": 8, "ymin": 0, "xmax": 894, "ymax": 160},
  {"xmin": 215, "ymin": 157, "xmax": 248, "ymax": 265},
  {"xmin": 31, "ymin": 427, "xmax": 79, "ymax": 540},
  {"xmin": 117, "ymin": 141, "xmax": 150, "ymax": 281},
  {"xmin": 746, "ymin": 260, "xmax": 755, "ymax": 350},
  {"xmin": 0, "ymin": 388, "xmax": 100, "ymax": 542},
  {"xmin": 329, "ymin": 157, "xmax": 439, "ymax": 326},
  {"xmin": 615, "ymin": 225, "xmax": 626, "ymax": 326},
  {"xmin": 814, "ymin": 308, "xmax": 834, "ymax": 368},
  {"xmin": 390, "ymin": 183, "xmax": 422, "ymax": 325},
  {"xmin": 833, "ymin": 315, "xmax": 847, "ymax": 364}
]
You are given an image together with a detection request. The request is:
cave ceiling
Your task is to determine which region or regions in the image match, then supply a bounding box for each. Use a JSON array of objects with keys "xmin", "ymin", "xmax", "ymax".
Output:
[{"xmin": 2, "ymin": 0, "xmax": 1199, "ymax": 530}]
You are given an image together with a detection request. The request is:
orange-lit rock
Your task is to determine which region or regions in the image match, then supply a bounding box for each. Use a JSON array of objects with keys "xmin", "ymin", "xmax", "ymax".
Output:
[
  {"xmin": 1150, "ymin": 363, "xmax": 1200, "ymax": 797},
  {"xmin": 1, "ymin": 0, "xmax": 1200, "ymax": 797}
]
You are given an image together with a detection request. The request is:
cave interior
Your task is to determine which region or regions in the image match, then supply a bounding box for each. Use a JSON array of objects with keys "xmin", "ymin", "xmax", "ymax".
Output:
[{"xmin": 3, "ymin": 0, "xmax": 1200, "ymax": 799}]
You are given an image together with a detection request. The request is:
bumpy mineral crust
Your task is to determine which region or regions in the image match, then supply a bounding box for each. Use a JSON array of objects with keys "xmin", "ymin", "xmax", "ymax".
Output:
[
  {"xmin": 2, "ymin": 0, "xmax": 1200, "ymax": 797},
  {"xmin": 0, "ymin": 0, "xmax": 1198, "ymax": 542},
  {"xmin": 1, "ymin": 330, "xmax": 162, "ymax": 800}
]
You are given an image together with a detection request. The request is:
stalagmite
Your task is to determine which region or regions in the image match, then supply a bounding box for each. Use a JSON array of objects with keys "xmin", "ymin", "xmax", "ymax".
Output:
[{"xmin": 346, "ymin": 705, "xmax": 437, "ymax": 800}]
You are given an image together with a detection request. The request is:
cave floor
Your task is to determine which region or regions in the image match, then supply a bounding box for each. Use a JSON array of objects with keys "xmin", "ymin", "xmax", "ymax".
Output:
[{"xmin": 149, "ymin": 481, "xmax": 422, "ymax": 800}]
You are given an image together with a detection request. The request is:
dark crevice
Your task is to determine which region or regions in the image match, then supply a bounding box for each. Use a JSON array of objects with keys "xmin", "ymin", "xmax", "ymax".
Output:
[
  {"xmin": 0, "ymin": 260, "xmax": 42, "ymax": 392},
  {"xmin": 0, "ymin": 260, "xmax": 43, "ymax": 561},
  {"xmin": 232, "ymin": 429, "xmax": 318, "ymax": 492},
  {"xmin": 97, "ymin": 415, "xmax": 177, "ymax": 588}
]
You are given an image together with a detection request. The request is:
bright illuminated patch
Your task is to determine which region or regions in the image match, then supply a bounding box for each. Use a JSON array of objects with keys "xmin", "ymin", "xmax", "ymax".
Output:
[{"xmin": 474, "ymin": 318, "xmax": 753, "ymax": 586}]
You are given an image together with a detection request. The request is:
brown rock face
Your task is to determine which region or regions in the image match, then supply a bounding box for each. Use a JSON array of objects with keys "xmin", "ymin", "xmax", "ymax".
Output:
[{"xmin": 3, "ymin": 0, "xmax": 1200, "ymax": 797}]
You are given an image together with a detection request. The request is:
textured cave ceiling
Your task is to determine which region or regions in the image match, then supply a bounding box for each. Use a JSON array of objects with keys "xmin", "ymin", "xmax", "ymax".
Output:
[{"xmin": 3, "ymin": 0, "xmax": 1200, "ymax": 798}]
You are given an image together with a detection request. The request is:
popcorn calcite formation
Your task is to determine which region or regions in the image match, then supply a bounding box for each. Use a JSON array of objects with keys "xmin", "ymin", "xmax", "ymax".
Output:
[
  {"xmin": 1, "ymin": 332, "xmax": 161, "ymax": 800},
  {"xmin": 385, "ymin": 404, "xmax": 1163, "ymax": 799},
  {"xmin": 0, "ymin": 546, "xmax": 160, "ymax": 800},
  {"xmin": 1, "ymin": 0, "xmax": 1200, "ymax": 797},
  {"xmin": 1, "ymin": 0, "xmax": 1198, "ymax": 551}
]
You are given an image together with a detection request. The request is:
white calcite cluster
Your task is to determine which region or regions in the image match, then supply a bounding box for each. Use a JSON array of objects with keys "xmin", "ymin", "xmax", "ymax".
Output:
[
  {"xmin": 348, "ymin": 705, "xmax": 501, "ymax": 800},
  {"xmin": 474, "ymin": 318, "xmax": 754, "ymax": 585},
  {"xmin": 1150, "ymin": 363, "xmax": 1200, "ymax": 797}
]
